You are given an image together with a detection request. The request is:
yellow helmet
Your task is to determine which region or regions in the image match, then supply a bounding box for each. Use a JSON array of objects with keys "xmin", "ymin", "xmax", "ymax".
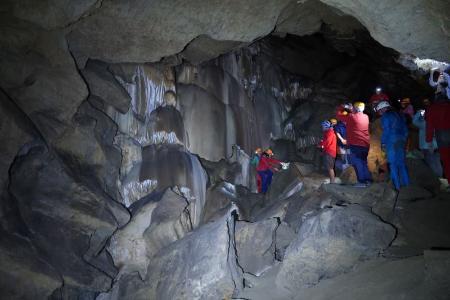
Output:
[
  {"xmin": 329, "ymin": 118, "xmax": 338, "ymax": 125},
  {"xmin": 353, "ymin": 101, "xmax": 365, "ymax": 112},
  {"xmin": 265, "ymin": 149, "xmax": 273, "ymax": 156}
]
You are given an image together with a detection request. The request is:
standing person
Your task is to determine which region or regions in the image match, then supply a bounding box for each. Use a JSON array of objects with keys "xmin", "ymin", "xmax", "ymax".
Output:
[
  {"xmin": 256, "ymin": 149, "xmax": 281, "ymax": 194},
  {"xmin": 400, "ymin": 98, "xmax": 414, "ymax": 120},
  {"xmin": 399, "ymin": 98, "xmax": 415, "ymax": 152},
  {"xmin": 337, "ymin": 102, "xmax": 372, "ymax": 187},
  {"xmin": 429, "ymin": 67, "xmax": 450, "ymax": 100},
  {"xmin": 369, "ymin": 87, "xmax": 390, "ymax": 110},
  {"xmin": 426, "ymin": 94, "xmax": 450, "ymax": 188},
  {"xmin": 413, "ymin": 106, "xmax": 443, "ymax": 177},
  {"xmin": 251, "ymin": 148, "xmax": 263, "ymax": 193},
  {"xmin": 318, "ymin": 120, "xmax": 337, "ymax": 184},
  {"xmin": 368, "ymin": 87, "xmax": 390, "ymax": 120},
  {"xmin": 330, "ymin": 118, "xmax": 350, "ymax": 170},
  {"xmin": 376, "ymin": 101, "xmax": 410, "ymax": 190}
]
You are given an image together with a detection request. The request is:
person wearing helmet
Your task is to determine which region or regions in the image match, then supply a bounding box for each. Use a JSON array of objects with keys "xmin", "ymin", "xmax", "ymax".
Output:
[
  {"xmin": 251, "ymin": 148, "xmax": 263, "ymax": 193},
  {"xmin": 376, "ymin": 101, "xmax": 410, "ymax": 190},
  {"xmin": 426, "ymin": 93, "xmax": 450, "ymax": 188},
  {"xmin": 369, "ymin": 87, "xmax": 390, "ymax": 107},
  {"xmin": 330, "ymin": 118, "xmax": 349, "ymax": 170},
  {"xmin": 412, "ymin": 101, "xmax": 442, "ymax": 177},
  {"xmin": 400, "ymin": 98, "xmax": 414, "ymax": 119},
  {"xmin": 318, "ymin": 120, "xmax": 337, "ymax": 184},
  {"xmin": 256, "ymin": 149, "xmax": 282, "ymax": 193},
  {"xmin": 337, "ymin": 102, "xmax": 372, "ymax": 187},
  {"xmin": 429, "ymin": 68, "xmax": 450, "ymax": 100}
]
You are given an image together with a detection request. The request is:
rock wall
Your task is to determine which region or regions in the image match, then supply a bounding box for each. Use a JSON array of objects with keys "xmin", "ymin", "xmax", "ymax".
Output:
[{"xmin": 0, "ymin": 1, "xmax": 448, "ymax": 299}]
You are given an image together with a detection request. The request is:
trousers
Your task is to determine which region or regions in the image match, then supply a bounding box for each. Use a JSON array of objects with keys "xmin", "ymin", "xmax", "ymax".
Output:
[
  {"xmin": 258, "ymin": 169, "xmax": 274, "ymax": 193},
  {"xmin": 349, "ymin": 145, "xmax": 372, "ymax": 184},
  {"xmin": 438, "ymin": 146, "xmax": 450, "ymax": 184},
  {"xmin": 422, "ymin": 150, "xmax": 443, "ymax": 178},
  {"xmin": 386, "ymin": 140, "xmax": 410, "ymax": 190}
]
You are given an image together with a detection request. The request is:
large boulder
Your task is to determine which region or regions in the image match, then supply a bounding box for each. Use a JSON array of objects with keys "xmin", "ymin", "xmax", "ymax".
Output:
[
  {"xmin": 322, "ymin": 183, "xmax": 397, "ymax": 221},
  {"xmin": 108, "ymin": 188, "xmax": 193, "ymax": 279},
  {"xmin": 235, "ymin": 219, "xmax": 278, "ymax": 275},
  {"xmin": 276, "ymin": 205, "xmax": 395, "ymax": 290},
  {"xmin": 9, "ymin": 147, "xmax": 129, "ymax": 295},
  {"xmin": 99, "ymin": 206, "xmax": 243, "ymax": 300}
]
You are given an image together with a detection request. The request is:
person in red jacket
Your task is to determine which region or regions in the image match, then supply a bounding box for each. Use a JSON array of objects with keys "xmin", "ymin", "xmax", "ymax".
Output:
[
  {"xmin": 426, "ymin": 94, "xmax": 450, "ymax": 187},
  {"xmin": 256, "ymin": 149, "xmax": 282, "ymax": 193},
  {"xmin": 337, "ymin": 102, "xmax": 372, "ymax": 187},
  {"xmin": 369, "ymin": 87, "xmax": 390, "ymax": 106},
  {"xmin": 318, "ymin": 120, "xmax": 337, "ymax": 184}
]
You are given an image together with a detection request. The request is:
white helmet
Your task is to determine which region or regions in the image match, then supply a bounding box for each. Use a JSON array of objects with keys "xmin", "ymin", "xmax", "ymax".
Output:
[{"xmin": 375, "ymin": 101, "xmax": 391, "ymax": 112}]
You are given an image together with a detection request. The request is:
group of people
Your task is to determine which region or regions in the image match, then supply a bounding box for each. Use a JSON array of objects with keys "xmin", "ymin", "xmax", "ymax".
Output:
[{"xmin": 318, "ymin": 68, "xmax": 450, "ymax": 191}]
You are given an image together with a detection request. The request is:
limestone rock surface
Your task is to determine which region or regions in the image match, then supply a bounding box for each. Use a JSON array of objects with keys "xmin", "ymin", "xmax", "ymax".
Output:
[
  {"xmin": 99, "ymin": 207, "xmax": 243, "ymax": 300},
  {"xmin": 276, "ymin": 205, "xmax": 395, "ymax": 289}
]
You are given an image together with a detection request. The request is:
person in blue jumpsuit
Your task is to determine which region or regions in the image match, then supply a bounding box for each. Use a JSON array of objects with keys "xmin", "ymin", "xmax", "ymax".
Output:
[{"xmin": 375, "ymin": 101, "xmax": 410, "ymax": 190}]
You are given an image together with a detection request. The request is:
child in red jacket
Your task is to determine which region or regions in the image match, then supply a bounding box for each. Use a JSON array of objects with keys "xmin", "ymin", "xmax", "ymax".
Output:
[{"xmin": 319, "ymin": 120, "xmax": 337, "ymax": 184}]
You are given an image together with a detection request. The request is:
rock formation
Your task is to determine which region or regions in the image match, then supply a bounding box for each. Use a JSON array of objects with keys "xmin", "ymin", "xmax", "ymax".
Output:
[{"xmin": 0, "ymin": 0, "xmax": 449, "ymax": 299}]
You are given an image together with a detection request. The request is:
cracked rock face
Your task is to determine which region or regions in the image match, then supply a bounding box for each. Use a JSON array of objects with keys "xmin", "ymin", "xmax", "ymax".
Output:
[
  {"xmin": 235, "ymin": 219, "xmax": 279, "ymax": 276},
  {"xmin": 9, "ymin": 147, "xmax": 129, "ymax": 295},
  {"xmin": 100, "ymin": 207, "xmax": 243, "ymax": 300},
  {"xmin": 276, "ymin": 205, "xmax": 396, "ymax": 289},
  {"xmin": 107, "ymin": 188, "xmax": 193, "ymax": 279}
]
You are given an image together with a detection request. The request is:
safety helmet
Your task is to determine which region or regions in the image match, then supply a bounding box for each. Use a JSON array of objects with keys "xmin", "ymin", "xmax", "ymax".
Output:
[
  {"xmin": 401, "ymin": 98, "xmax": 411, "ymax": 105},
  {"xmin": 329, "ymin": 118, "xmax": 338, "ymax": 125},
  {"xmin": 375, "ymin": 101, "xmax": 390, "ymax": 112},
  {"xmin": 255, "ymin": 148, "xmax": 262, "ymax": 154},
  {"xmin": 353, "ymin": 101, "xmax": 365, "ymax": 112},
  {"xmin": 321, "ymin": 120, "xmax": 332, "ymax": 130},
  {"xmin": 265, "ymin": 149, "xmax": 273, "ymax": 156}
]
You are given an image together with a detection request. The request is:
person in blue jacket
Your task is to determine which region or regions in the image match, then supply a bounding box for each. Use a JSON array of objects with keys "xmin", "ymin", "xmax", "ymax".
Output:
[
  {"xmin": 330, "ymin": 118, "xmax": 350, "ymax": 170},
  {"xmin": 375, "ymin": 101, "xmax": 410, "ymax": 190}
]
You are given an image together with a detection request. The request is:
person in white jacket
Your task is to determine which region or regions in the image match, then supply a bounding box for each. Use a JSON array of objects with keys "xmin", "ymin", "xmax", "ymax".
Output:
[{"xmin": 429, "ymin": 67, "xmax": 450, "ymax": 100}]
